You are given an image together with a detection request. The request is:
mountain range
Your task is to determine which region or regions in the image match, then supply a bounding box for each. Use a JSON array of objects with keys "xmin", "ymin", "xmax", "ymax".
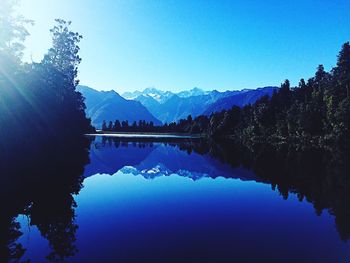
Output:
[
  {"xmin": 77, "ymin": 86, "xmax": 162, "ymax": 128},
  {"xmin": 78, "ymin": 85, "xmax": 278, "ymax": 128},
  {"xmin": 121, "ymin": 86, "xmax": 278, "ymax": 123},
  {"xmin": 203, "ymin": 87, "xmax": 278, "ymax": 115}
]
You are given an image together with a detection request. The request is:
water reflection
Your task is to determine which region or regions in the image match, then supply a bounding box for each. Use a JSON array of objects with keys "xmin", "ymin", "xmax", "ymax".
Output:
[
  {"xmin": 1, "ymin": 136, "xmax": 350, "ymax": 262},
  {"xmin": 0, "ymin": 136, "xmax": 91, "ymax": 262},
  {"xmin": 85, "ymin": 137, "xmax": 258, "ymax": 181}
]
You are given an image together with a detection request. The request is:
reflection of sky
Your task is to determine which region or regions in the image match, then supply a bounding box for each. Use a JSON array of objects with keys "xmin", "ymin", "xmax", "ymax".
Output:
[
  {"xmin": 76, "ymin": 173, "xmax": 350, "ymax": 263},
  {"xmin": 15, "ymin": 142, "xmax": 350, "ymax": 262},
  {"xmin": 19, "ymin": 173, "xmax": 350, "ymax": 262}
]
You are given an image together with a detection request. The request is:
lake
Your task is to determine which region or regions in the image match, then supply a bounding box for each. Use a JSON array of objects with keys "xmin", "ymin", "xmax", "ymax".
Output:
[{"xmin": 2, "ymin": 136, "xmax": 350, "ymax": 262}]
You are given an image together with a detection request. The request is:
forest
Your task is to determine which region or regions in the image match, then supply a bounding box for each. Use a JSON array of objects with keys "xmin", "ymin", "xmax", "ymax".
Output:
[
  {"xmin": 102, "ymin": 43, "xmax": 350, "ymax": 151},
  {"xmin": 1, "ymin": 1, "xmax": 350, "ymax": 262},
  {"xmin": 2, "ymin": 0, "xmax": 350, "ymax": 153},
  {"xmin": 0, "ymin": 2, "xmax": 93, "ymax": 159}
]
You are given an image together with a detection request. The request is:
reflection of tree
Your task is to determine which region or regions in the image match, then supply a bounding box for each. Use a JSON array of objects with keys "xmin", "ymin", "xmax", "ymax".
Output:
[
  {"xmin": 2, "ymin": 135, "xmax": 350, "ymax": 261},
  {"xmin": 182, "ymin": 139, "xmax": 350, "ymax": 242},
  {"xmin": 0, "ymin": 136, "xmax": 90, "ymax": 262},
  {"xmin": 92, "ymin": 137, "xmax": 350, "ymax": 243},
  {"xmin": 0, "ymin": 218, "xmax": 26, "ymax": 263},
  {"xmin": 30, "ymin": 193, "xmax": 79, "ymax": 262},
  {"xmin": 253, "ymin": 145, "xmax": 350, "ymax": 242}
]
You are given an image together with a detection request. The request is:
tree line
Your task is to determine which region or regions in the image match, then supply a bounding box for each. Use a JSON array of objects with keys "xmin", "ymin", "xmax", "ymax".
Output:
[
  {"xmin": 0, "ymin": 1, "xmax": 93, "ymax": 152},
  {"xmin": 101, "ymin": 116, "xmax": 196, "ymax": 133},
  {"xmin": 101, "ymin": 42, "xmax": 350, "ymax": 150},
  {"xmin": 202, "ymin": 41, "xmax": 350, "ymax": 150}
]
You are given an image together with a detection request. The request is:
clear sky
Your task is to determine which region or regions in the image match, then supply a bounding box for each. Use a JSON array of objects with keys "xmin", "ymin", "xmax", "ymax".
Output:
[{"xmin": 18, "ymin": 0, "xmax": 350, "ymax": 92}]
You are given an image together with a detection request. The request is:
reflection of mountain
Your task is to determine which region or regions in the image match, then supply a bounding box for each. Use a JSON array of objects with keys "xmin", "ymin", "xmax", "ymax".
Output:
[
  {"xmin": 83, "ymin": 137, "xmax": 156, "ymax": 177},
  {"xmin": 120, "ymin": 164, "xmax": 174, "ymax": 179},
  {"xmin": 84, "ymin": 137, "xmax": 258, "ymax": 182},
  {"xmin": 133, "ymin": 144, "xmax": 258, "ymax": 181},
  {"xmin": 3, "ymin": 136, "xmax": 350, "ymax": 262}
]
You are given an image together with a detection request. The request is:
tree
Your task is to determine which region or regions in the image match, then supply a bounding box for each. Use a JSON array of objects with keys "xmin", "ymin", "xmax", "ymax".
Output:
[
  {"xmin": 102, "ymin": 121, "xmax": 107, "ymax": 131},
  {"xmin": 187, "ymin": 115, "xmax": 193, "ymax": 123},
  {"xmin": 108, "ymin": 121, "xmax": 113, "ymax": 131},
  {"xmin": 0, "ymin": 0, "xmax": 33, "ymax": 144},
  {"xmin": 42, "ymin": 19, "xmax": 82, "ymax": 87},
  {"xmin": 334, "ymin": 42, "xmax": 350, "ymax": 98},
  {"xmin": 0, "ymin": 0, "xmax": 33, "ymax": 60},
  {"xmin": 121, "ymin": 120, "xmax": 129, "ymax": 129},
  {"xmin": 38, "ymin": 19, "xmax": 92, "ymax": 135},
  {"xmin": 113, "ymin": 120, "xmax": 121, "ymax": 131}
]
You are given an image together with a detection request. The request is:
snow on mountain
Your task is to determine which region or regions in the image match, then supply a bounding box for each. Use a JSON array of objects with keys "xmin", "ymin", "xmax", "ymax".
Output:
[
  {"xmin": 176, "ymin": 87, "xmax": 208, "ymax": 98},
  {"xmin": 86, "ymin": 85, "xmax": 278, "ymax": 124},
  {"xmin": 77, "ymin": 85, "xmax": 162, "ymax": 128},
  {"xmin": 122, "ymin": 87, "xmax": 174, "ymax": 103}
]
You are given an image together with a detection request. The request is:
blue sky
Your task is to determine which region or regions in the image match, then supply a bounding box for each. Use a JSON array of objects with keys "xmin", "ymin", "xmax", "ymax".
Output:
[{"xmin": 19, "ymin": 0, "xmax": 350, "ymax": 92}]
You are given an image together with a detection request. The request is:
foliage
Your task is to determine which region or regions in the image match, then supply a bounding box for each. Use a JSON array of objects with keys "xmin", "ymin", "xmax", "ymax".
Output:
[
  {"xmin": 103, "ymin": 41, "xmax": 350, "ymax": 152},
  {"xmin": 117, "ymin": 42, "xmax": 350, "ymax": 151},
  {"xmin": 0, "ymin": 0, "xmax": 33, "ymax": 60},
  {"xmin": 0, "ymin": 3, "xmax": 93, "ymax": 152}
]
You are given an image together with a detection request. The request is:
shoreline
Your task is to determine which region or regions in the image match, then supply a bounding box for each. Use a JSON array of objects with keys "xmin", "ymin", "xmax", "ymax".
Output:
[{"xmin": 86, "ymin": 131, "xmax": 203, "ymax": 139}]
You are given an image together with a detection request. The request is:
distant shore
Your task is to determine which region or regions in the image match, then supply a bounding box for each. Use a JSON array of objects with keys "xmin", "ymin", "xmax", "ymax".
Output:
[{"xmin": 86, "ymin": 131, "xmax": 203, "ymax": 139}]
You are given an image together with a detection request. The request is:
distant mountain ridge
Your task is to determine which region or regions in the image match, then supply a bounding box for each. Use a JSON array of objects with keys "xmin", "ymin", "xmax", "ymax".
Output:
[
  {"xmin": 203, "ymin": 86, "xmax": 278, "ymax": 115},
  {"xmin": 123, "ymin": 87, "xmax": 174, "ymax": 103},
  {"xmin": 176, "ymin": 87, "xmax": 209, "ymax": 98},
  {"xmin": 121, "ymin": 86, "xmax": 278, "ymax": 123},
  {"xmin": 78, "ymin": 85, "xmax": 278, "ymax": 127},
  {"xmin": 77, "ymin": 85, "xmax": 162, "ymax": 128},
  {"xmin": 122, "ymin": 87, "xmax": 209, "ymax": 101}
]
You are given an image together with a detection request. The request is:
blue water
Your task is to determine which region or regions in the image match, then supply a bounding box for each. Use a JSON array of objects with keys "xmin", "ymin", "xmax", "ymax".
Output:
[{"xmin": 15, "ymin": 138, "xmax": 350, "ymax": 263}]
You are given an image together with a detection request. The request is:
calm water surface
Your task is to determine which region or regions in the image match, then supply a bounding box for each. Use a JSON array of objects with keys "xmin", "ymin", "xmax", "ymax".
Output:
[{"xmin": 7, "ymin": 137, "xmax": 350, "ymax": 262}]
